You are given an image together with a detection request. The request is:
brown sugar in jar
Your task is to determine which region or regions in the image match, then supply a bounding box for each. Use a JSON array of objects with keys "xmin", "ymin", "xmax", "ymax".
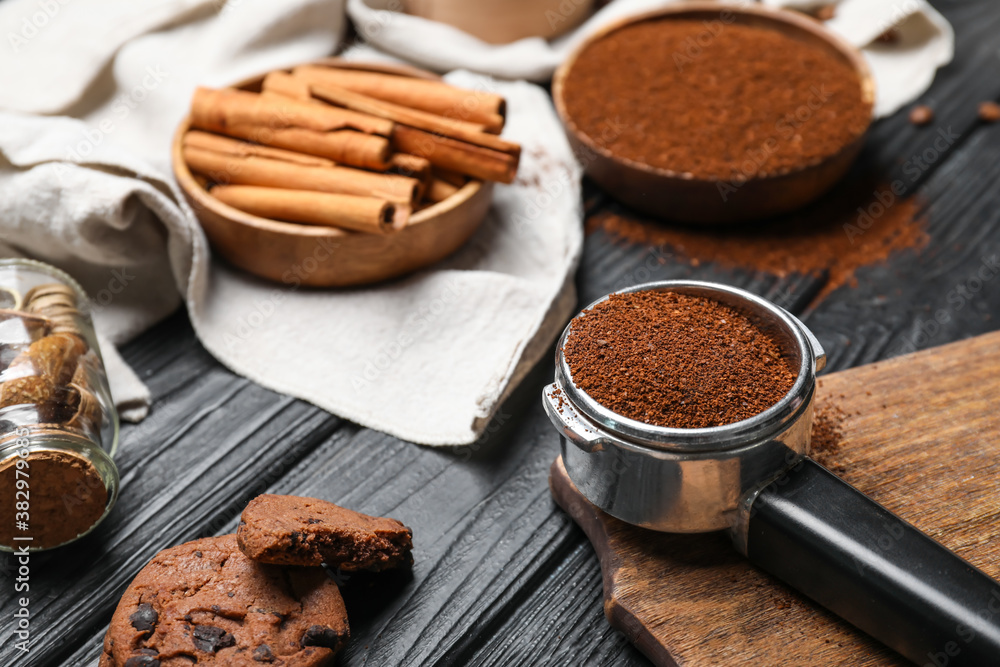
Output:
[
  {"xmin": 0, "ymin": 449, "xmax": 110, "ymax": 550},
  {"xmin": 563, "ymin": 290, "xmax": 797, "ymax": 429},
  {"xmin": 560, "ymin": 17, "xmax": 872, "ymax": 180}
]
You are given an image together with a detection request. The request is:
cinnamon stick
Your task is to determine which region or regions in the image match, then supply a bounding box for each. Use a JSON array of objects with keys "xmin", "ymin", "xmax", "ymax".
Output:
[
  {"xmin": 387, "ymin": 153, "xmax": 431, "ymax": 182},
  {"xmin": 261, "ymin": 71, "xmax": 312, "ymax": 102},
  {"xmin": 393, "ymin": 125, "xmax": 517, "ymax": 184},
  {"xmin": 426, "ymin": 178, "xmax": 460, "ymax": 203},
  {"xmin": 183, "ymin": 146, "xmax": 419, "ymax": 204},
  {"xmin": 213, "ymin": 123, "xmax": 391, "ymax": 170},
  {"xmin": 210, "ymin": 185, "xmax": 405, "ymax": 234},
  {"xmin": 433, "ymin": 167, "xmax": 467, "ymax": 188},
  {"xmin": 190, "ymin": 87, "xmax": 394, "ymax": 137},
  {"xmin": 292, "ymin": 66, "xmax": 505, "ymax": 133},
  {"xmin": 184, "ymin": 130, "xmax": 335, "ymax": 167},
  {"xmin": 310, "ymin": 83, "xmax": 520, "ymax": 158}
]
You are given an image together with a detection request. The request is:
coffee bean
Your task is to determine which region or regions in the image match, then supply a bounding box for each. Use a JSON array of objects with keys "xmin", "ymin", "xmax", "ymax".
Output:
[
  {"xmin": 909, "ymin": 105, "xmax": 934, "ymax": 126},
  {"xmin": 979, "ymin": 101, "xmax": 1000, "ymax": 123},
  {"xmin": 301, "ymin": 624, "xmax": 345, "ymax": 649},
  {"xmin": 253, "ymin": 644, "xmax": 276, "ymax": 662},
  {"xmin": 192, "ymin": 624, "xmax": 236, "ymax": 653},
  {"xmin": 129, "ymin": 604, "xmax": 158, "ymax": 634}
]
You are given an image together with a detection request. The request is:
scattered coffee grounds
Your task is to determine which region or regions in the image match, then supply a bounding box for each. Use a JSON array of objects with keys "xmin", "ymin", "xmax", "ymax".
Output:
[
  {"xmin": 809, "ymin": 403, "xmax": 848, "ymax": 472},
  {"xmin": 561, "ymin": 18, "xmax": 871, "ymax": 179},
  {"xmin": 978, "ymin": 101, "xmax": 1000, "ymax": 123},
  {"xmin": 563, "ymin": 291, "xmax": 797, "ymax": 428},
  {"xmin": 0, "ymin": 449, "xmax": 108, "ymax": 550},
  {"xmin": 588, "ymin": 178, "xmax": 927, "ymax": 302},
  {"xmin": 909, "ymin": 105, "xmax": 934, "ymax": 126}
]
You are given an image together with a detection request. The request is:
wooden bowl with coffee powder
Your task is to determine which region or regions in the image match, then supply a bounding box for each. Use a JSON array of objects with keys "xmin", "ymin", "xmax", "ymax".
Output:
[{"xmin": 553, "ymin": 3, "xmax": 875, "ymax": 223}]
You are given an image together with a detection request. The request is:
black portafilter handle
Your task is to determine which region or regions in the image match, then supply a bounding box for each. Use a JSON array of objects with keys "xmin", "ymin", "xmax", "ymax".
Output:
[{"xmin": 745, "ymin": 458, "xmax": 1000, "ymax": 666}]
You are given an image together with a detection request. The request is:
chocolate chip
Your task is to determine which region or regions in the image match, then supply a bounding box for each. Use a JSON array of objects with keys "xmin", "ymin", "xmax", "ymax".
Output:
[
  {"xmin": 252, "ymin": 644, "xmax": 275, "ymax": 662},
  {"xmin": 192, "ymin": 625, "xmax": 236, "ymax": 653},
  {"xmin": 211, "ymin": 604, "xmax": 221, "ymax": 613},
  {"xmin": 194, "ymin": 551, "xmax": 203, "ymax": 558},
  {"xmin": 129, "ymin": 604, "xmax": 158, "ymax": 634},
  {"xmin": 301, "ymin": 624, "xmax": 344, "ymax": 649},
  {"xmin": 124, "ymin": 655, "xmax": 160, "ymax": 667},
  {"xmin": 227, "ymin": 591, "xmax": 235, "ymax": 597},
  {"xmin": 136, "ymin": 649, "xmax": 159, "ymax": 656},
  {"xmin": 306, "ymin": 518, "xmax": 322, "ymax": 524}
]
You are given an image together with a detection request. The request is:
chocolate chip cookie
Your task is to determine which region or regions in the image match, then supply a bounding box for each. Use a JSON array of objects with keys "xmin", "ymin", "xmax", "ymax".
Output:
[
  {"xmin": 237, "ymin": 494, "xmax": 413, "ymax": 571},
  {"xmin": 100, "ymin": 534, "xmax": 348, "ymax": 667}
]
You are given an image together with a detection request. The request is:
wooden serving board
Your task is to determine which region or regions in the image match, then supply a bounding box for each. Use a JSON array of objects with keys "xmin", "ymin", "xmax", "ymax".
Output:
[{"xmin": 549, "ymin": 331, "xmax": 1000, "ymax": 666}]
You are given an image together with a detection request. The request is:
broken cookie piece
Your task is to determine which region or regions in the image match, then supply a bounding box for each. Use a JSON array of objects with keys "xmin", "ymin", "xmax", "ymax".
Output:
[{"xmin": 237, "ymin": 494, "xmax": 413, "ymax": 571}]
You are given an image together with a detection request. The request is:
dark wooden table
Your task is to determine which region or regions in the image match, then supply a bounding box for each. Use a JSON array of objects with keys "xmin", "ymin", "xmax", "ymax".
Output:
[{"xmin": 4, "ymin": 1, "xmax": 1000, "ymax": 665}]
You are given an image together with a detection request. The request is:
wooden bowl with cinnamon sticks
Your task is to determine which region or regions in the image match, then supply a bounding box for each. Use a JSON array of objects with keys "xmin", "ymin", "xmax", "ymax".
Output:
[
  {"xmin": 172, "ymin": 60, "xmax": 520, "ymax": 287},
  {"xmin": 552, "ymin": 3, "xmax": 875, "ymax": 224}
]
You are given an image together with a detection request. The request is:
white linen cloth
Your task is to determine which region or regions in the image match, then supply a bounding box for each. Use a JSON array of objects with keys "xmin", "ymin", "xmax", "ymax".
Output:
[
  {"xmin": 349, "ymin": 0, "xmax": 954, "ymax": 118},
  {"xmin": 0, "ymin": 0, "xmax": 582, "ymax": 444}
]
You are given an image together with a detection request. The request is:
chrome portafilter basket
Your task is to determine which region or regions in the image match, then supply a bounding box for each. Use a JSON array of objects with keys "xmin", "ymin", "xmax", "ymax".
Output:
[
  {"xmin": 544, "ymin": 280, "xmax": 824, "ymax": 542},
  {"xmin": 543, "ymin": 280, "xmax": 1000, "ymax": 666}
]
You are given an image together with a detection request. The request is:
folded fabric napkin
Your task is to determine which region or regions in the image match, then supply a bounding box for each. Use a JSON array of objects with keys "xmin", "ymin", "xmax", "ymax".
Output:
[
  {"xmin": 349, "ymin": 0, "xmax": 954, "ymax": 118},
  {"xmin": 0, "ymin": 0, "xmax": 582, "ymax": 444}
]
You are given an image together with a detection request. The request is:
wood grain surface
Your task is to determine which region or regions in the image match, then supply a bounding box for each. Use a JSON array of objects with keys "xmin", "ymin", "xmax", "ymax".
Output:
[
  {"xmin": 2, "ymin": 2, "xmax": 1000, "ymax": 666},
  {"xmin": 549, "ymin": 331, "xmax": 1000, "ymax": 666}
]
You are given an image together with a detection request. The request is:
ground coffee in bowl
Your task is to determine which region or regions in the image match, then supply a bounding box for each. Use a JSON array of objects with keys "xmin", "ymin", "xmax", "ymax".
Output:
[{"xmin": 560, "ymin": 17, "xmax": 871, "ymax": 180}]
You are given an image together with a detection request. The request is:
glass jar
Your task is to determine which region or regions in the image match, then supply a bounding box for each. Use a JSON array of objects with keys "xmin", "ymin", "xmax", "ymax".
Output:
[{"xmin": 0, "ymin": 259, "xmax": 120, "ymax": 552}]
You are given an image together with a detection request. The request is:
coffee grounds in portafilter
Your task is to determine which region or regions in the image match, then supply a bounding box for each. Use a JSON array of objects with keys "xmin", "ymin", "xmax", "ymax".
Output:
[{"xmin": 563, "ymin": 291, "xmax": 797, "ymax": 429}]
